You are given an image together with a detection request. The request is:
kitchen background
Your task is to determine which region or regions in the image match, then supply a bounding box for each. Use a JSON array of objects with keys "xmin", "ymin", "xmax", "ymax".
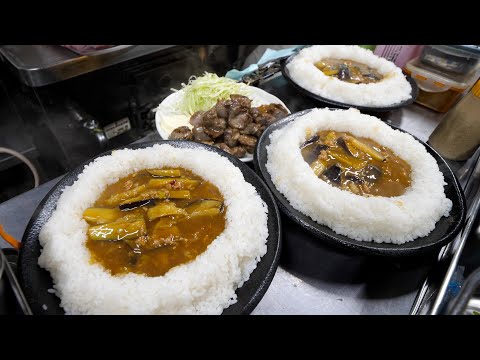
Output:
[{"xmin": 1, "ymin": 45, "xmax": 479, "ymax": 203}]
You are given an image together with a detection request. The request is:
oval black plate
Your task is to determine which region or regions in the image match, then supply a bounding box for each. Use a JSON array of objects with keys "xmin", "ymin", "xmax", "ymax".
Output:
[
  {"xmin": 254, "ymin": 109, "xmax": 466, "ymax": 257},
  {"xmin": 18, "ymin": 141, "xmax": 282, "ymax": 315},
  {"xmin": 281, "ymin": 54, "xmax": 419, "ymax": 113}
]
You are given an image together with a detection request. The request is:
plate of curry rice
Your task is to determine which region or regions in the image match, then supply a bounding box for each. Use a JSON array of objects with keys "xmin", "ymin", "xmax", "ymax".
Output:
[
  {"xmin": 18, "ymin": 141, "xmax": 281, "ymax": 314},
  {"xmin": 254, "ymin": 108, "xmax": 465, "ymax": 257}
]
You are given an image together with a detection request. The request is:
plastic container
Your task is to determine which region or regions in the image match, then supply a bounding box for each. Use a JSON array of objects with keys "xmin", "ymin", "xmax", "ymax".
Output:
[
  {"xmin": 420, "ymin": 45, "xmax": 480, "ymax": 76},
  {"xmin": 404, "ymin": 57, "xmax": 479, "ymax": 112},
  {"xmin": 373, "ymin": 45, "xmax": 424, "ymax": 68},
  {"xmin": 428, "ymin": 79, "xmax": 480, "ymax": 160}
]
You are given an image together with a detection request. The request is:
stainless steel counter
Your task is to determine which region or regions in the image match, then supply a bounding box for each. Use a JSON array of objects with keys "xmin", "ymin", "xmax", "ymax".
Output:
[
  {"xmin": 0, "ymin": 45, "xmax": 176, "ymax": 87},
  {"xmin": 1, "ymin": 75, "xmax": 468, "ymax": 315}
]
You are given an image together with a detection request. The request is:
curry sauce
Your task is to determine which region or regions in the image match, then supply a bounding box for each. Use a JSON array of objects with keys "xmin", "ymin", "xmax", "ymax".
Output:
[
  {"xmin": 314, "ymin": 58, "xmax": 384, "ymax": 84},
  {"xmin": 301, "ymin": 130, "xmax": 411, "ymax": 197},
  {"xmin": 83, "ymin": 168, "xmax": 226, "ymax": 277}
]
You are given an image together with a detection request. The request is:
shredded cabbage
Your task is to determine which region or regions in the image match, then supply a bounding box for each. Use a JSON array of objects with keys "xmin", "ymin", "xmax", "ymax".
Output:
[{"xmin": 172, "ymin": 72, "xmax": 250, "ymax": 115}]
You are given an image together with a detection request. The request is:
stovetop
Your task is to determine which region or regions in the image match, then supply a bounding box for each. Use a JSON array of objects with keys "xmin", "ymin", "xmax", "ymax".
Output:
[{"xmin": 0, "ymin": 45, "xmax": 240, "ymax": 203}]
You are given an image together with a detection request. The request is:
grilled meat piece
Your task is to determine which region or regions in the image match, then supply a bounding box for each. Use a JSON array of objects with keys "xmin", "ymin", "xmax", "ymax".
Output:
[
  {"xmin": 238, "ymin": 134, "xmax": 257, "ymax": 148},
  {"xmin": 228, "ymin": 108, "xmax": 252, "ymax": 130},
  {"xmin": 230, "ymin": 94, "xmax": 252, "ymax": 109},
  {"xmin": 203, "ymin": 108, "xmax": 227, "ymax": 138},
  {"xmin": 189, "ymin": 111, "xmax": 205, "ymax": 127},
  {"xmin": 215, "ymin": 100, "xmax": 229, "ymax": 119},
  {"xmin": 169, "ymin": 126, "xmax": 193, "ymax": 140},
  {"xmin": 240, "ymin": 122, "xmax": 261, "ymax": 136},
  {"xmin": 224, "ymin": 128, "xmax": 240, "ymax": 148},
  {"xmin": 217, "ymin": 143, "xmax": 247, "ymax": 158},
  {"xmin": 192, "ymin": 126, "xmax": 213, "ymax": 142}
]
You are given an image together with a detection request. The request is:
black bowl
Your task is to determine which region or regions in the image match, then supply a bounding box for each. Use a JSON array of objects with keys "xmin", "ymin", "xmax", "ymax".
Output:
[
  {"xmin": 281, "ymin": 54, "xmax": 419, "ymax": 113},
  {"xmin": 254, "ymin": 109, "xmax": 466, "ymax": 257},
  {"xmin": 18, "ymin": 141, "xmax": 282, "ymax": 315}
]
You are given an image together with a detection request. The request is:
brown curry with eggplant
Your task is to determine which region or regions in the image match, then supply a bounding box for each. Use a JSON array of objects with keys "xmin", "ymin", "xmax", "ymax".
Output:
[
  {"xmin": 301, "ymin": 131, "xmax": 411, "ymax": 197},
  {"xmin": 82, "ymin": 168, "xmax": 226, "ymax": 277},
  {"xmin": 314, "ymin": 58, "xmax": 384, "ymax": 84}
]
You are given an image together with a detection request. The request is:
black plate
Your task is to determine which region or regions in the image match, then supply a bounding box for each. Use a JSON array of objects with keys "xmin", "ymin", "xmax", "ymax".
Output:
[
  {"xmin": 18, "ymin": 141, "xmax": 282, "ymax": 315},
  {"xmin": 281, "ymin": 54, "xmax": 419, "ymax": 113},
  {"xmin": 254, "ymin": 109, "xmax": 466, "ymax": 257}
]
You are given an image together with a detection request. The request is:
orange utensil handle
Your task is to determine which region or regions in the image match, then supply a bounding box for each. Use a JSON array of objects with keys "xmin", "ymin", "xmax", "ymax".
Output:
[{"xmin": 0, "ymin": 224, "xmax": 21, "ymax": 249}]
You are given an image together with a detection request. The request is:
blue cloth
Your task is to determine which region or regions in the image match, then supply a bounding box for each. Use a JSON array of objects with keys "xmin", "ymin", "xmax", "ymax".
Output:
[{"xmin": 225, "ymin": 45, "xmax": 304, "ymax": 81}]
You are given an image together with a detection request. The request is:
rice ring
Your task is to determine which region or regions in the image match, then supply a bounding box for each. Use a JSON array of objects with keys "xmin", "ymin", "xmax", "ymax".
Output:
[
  {"xmin": 266, "ymin": 108, "xmax": 452, "ymax": 244},
  {"xmin": 38, "ymin": 144, "xmax": 268, "ymax": 314},
  {"xmin": 286, "ymin": 45, "xmax": 412, "ymax": 107}
]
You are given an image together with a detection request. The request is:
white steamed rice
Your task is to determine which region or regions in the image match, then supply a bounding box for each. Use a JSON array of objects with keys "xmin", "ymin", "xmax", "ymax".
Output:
[
  {"xmin": 38, "ymin": 144, "xmax": 269, "ymax": 314},
  {"xmin": 286, "ymin": 45, "xmax": 412, "ymax": 107},
  {"xmin": 266, "ymin": 108, "xmax": 452, "ymax": 244}
]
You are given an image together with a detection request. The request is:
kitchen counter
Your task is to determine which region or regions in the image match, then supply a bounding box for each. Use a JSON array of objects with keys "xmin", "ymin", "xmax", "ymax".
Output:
[{"xmin": 1, "ymin": 75, "xmax": 473, "ymax": 314}]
